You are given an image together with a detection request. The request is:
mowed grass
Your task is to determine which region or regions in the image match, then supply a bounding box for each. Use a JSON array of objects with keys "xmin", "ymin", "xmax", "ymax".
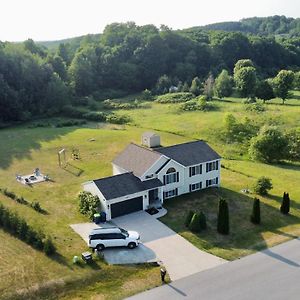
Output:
[
  {"xmin": 0, "ymin": 91, "xmax": 300, "ymax": 297},
  {"xmin": 0, "ymin": 125, "xmax": 186, "ymax": 299}
]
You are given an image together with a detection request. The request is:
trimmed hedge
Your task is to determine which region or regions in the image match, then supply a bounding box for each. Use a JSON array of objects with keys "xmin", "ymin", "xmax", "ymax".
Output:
[{"xmin": 0, "ymin": 203, "xmax": 56, "ymax": 255}]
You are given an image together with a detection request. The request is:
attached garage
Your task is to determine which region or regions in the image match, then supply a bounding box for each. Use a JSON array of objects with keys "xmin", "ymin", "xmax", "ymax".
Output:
[
  {"xmin": 83, "ymin": 172, "xmax": 163, "ymax": 220},
  {"xmin": 111, "ymin": 196, "xmax": 143, "ymax": 218}
]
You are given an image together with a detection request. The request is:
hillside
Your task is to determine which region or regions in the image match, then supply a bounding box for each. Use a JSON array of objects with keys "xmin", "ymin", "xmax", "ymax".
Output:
[{"xmin": 198, "ymin": 15, "xmax": 300, "ymax": 36}]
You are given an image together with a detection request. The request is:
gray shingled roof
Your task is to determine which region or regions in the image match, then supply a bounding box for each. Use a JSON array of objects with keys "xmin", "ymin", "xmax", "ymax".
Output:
[
  {"xmin": 112, "ymin": 143, "xmax": 162, "ymax": 177},
  {"xmin": 93, "ymin": 173, "xmax": 162, "ymax": 200},
  {"xmin": 156, "ymin": 141, "xmax": 221, "ymax": 166}
]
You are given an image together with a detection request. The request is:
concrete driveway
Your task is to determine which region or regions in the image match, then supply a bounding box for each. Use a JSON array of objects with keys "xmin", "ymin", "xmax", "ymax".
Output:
[
  {"xmin": 112, "ymin": 211, "xmax": 226, "ymax": 281},
  {"xmin": 71, "ymin": 211, "xmax": 226, "ymax": 281}
]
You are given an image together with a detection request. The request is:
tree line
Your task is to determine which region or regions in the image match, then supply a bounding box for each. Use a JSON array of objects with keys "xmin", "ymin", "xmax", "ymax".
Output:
[{"xmin": 1, "ymin": 21, "xmax": 300, "ymax": 123}]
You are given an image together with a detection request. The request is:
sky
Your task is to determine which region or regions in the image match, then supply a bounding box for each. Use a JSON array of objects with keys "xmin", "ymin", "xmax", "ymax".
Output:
[{"xmin": 1, "ymin": 0, "xmax": 299, "ymax": 42}]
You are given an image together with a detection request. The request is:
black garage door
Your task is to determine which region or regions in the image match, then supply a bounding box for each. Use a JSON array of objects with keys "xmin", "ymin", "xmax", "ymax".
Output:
[{"xmin": 111, "ymin": 196, "xmax": 143, "ymax": 218}]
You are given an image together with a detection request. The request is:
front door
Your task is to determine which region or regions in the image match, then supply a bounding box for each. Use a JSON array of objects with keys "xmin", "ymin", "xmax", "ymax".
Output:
[{"xmin": 148, "ymin": 189, "xmax": 158, "ymax": 203}]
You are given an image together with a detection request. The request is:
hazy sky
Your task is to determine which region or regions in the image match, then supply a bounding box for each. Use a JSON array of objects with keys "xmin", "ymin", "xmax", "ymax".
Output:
[{"xmin": 1, "ymin": 0, "xmax": 299, "ymax": 41}]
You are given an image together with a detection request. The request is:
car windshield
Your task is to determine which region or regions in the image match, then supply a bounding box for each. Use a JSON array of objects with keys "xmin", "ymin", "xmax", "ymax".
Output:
[{"xmin": 120, "ymin": 228, "xmax": 129, "ymax": 237}]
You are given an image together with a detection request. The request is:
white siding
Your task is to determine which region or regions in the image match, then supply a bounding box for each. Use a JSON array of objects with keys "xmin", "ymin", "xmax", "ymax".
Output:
[
  {"xmin": 156, "ymin": 160, "xmax": 186, "ymax": 198},
  {"xmin": 140, "ymin": 155, "xmax": 169, "ymax": 181},
  {"xmin": 183, "ymin": 159, "xmax": 221, "ymax": 193}
]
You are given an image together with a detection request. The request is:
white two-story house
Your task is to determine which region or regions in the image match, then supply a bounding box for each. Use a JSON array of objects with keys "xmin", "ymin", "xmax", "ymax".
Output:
[{"xmin": 83, "ymin": 133, "xmax": 221, "ymax": 220}]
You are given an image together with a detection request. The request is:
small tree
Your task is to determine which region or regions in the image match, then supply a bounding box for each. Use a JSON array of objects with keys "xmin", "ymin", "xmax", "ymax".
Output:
[
  {"xmin": 217, "ymin": 198, "xmax": 229, "ymax": 235},
  {"xmin": 199, "ymin": 211, "xmax": 207, "ymax": 230},
  {"xmin": 185, "ymin": 210, "xmax": 195, "ymax": 227},
  {"xmin": 189, "ymin": 213, "xmax": 201, "ymax": 233},
  {"xmin": 190, "ymin": 77, "xmax": 202, "ymax": 96},
  {"xmin": 250, "ymin": 198, "xmax": 261, "ymax": 224},
  {"xmin": 43, "ymin": 237, "xmax": 56, "ymax": 255},
  {"xmin": 249, "ymin": 126, "xmax": 289, "ymax": 163},
  {"xmin": 203, "ymin": 74, "xmax": 214, "ymax": 100},
  {"xmin": 141, "ymin": 89, "xmax": 153, "ymax": 100},
  {"xmin": 182, "ymin": 82, "xmax": 190, "ymax": 92},
  {"xmin": 273, "ymin": 70, "xmax": 294, "ymax": 104},
  {"xmin": 253, "ymin": 177, "xmax": 273, "ymax": 195},
  {"xmin": 255, "ymin": 80, "xmax": 274, "ymax": 103},
  {"xmin": 280, "ymin": 192, "xmax": 290, "ymax": 215},
  {"xmin": 214, "ymin": 69, "xmax": 233, "ymax": 99}
]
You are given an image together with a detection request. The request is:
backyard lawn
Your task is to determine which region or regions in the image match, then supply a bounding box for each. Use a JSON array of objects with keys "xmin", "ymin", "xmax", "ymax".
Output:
[{"xmin": 0, "ymin": 92, "xmax": 300, "ymax": 298}]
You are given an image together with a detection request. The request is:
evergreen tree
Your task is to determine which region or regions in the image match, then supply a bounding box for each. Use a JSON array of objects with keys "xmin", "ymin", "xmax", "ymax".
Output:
[
  {"xmin": 217, "ymin": 198, "xmax": 229, "ymax": 235},
  {"xmin": 250, "ymin": 198, "xmax": 261, "ymax": 224},
  {"xmin": 280, "ymin": 192, "xmax": 290, "ymax": 214},
  {"xmin": 185, "ymin": 210, "xmax": 195, "ymax": 227}
]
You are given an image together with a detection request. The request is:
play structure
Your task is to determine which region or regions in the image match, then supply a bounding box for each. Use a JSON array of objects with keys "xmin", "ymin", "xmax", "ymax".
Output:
[
  {"xmin": 58, "ymin": 148, "xmax": 83, "ymax": 176},
  {"xmin": 16, "ymin": 168, "xmax": 50, "ymax": 185}
]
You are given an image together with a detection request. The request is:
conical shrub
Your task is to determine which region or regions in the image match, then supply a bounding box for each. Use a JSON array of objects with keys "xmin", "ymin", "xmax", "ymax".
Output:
[
  {"xmin": 250, "ymin": 197, "xmax": 261, "ymax": 224},
  {"xmin": 217, "ymin": 198, "xmax": 229, "ymax": 235}
]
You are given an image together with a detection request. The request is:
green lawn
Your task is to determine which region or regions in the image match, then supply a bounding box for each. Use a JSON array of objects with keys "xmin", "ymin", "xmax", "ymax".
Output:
[
  {"xmin": 0, "ymin": 125, "xmax": 183, "ymax": 299},
  {"xmin": 0, "ymin": 92, "xmax": 300, "ymax": 298}
]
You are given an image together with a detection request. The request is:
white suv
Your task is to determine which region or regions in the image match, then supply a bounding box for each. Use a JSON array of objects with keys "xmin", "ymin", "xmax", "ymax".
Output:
[{"xmin": 88, "ymin": 227, "xmax": 140, "ymax": 251}]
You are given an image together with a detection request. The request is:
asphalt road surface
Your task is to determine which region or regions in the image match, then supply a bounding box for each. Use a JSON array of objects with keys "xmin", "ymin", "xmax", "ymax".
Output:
[{"xmin": 129, "ymin": 238, "xmax": 300, "ymax": 300}]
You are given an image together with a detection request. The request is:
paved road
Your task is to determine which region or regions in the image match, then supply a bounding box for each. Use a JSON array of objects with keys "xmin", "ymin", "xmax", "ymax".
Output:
[{"xmin": 129, "ymin": 238, "xmax": 300, "ymax": 300}]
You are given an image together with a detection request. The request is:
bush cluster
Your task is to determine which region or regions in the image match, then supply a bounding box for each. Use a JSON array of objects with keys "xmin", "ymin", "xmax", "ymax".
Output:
[
  {"xmin": 156, "ymin": 92, "xmax": 194, "ymax": 103},
  {"xmin": 0, "ymin": 203, "xmax": 56, "ymax": 255},
  {"xmin": 106, "ymin": 114, "xmax": 131, "ymax": 124},
  {"xmin": 82, "ymin": 111, "xmax": 107, "ymax": 122},
  {"xmin": 55, "ymin": 119, "xmax": 86, "ymax": 127},
  {"xmin": 62, "ymin": 105, "xmax": 86, "ymax": 118},
  {"xmin": 245, "ymin": 102, "xmax": 266, "ymax": 113},
  {"xmin": 0, "ymin": 188, "xmax": 46, "ymax": 214},
  {"xmin": 185, "ymin": 210, "xmax": 207, "ymax": 233},
  {"xmin": 103, "ymin": 99, "xmax": 143, "ymax": 110},
  {"xmin": 78, "ymin": 191, "xmax": 100, "ymax": 220},
  {"xmin": 180, "ymin": 97, "xmax": 216, "ymax": 112},
  {"xmin": 253, "ymin": 177, "xmax": 273, "ymax": 195}
]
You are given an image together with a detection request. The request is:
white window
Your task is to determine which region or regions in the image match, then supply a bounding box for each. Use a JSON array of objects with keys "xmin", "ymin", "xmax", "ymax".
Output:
[
  {"xmin": 206, "ymin": 177, "xmax": 219, "ymax": 187},
  {"xmin": 163, "ymin": 168, "xmax": 179, "ymax": 185},
  {"xmin": 164, "ymin": 188, "xmax": 178, "ymax": 199},
  {"xmin": 206, "ymin": 161, "xmax": 219, "ymax": 173},
  {"xmin": 189, "ymin": 182, "xmax": 202, "ymax": 192},
  {"xmin": 189, "ymin": 164, "xmax": 202, "ymax": 177}
]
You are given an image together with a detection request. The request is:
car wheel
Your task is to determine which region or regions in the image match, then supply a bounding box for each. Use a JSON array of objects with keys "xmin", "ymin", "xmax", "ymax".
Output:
[
  {"xmin": 96, "ymin": 244, "xmax": 105, "ymax": 251},
  {"xmin": 128, "ymin": 242, "xmax": 136, "ymax": 249}
]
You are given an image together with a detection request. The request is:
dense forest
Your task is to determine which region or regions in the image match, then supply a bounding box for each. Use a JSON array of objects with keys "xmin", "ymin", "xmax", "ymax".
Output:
[
  {"xmin": 1, "ymin": 16, "xmax": 300, "ymax": 123},
  {"xmin": 199, "ymin": 15, "xmax": 300, "ymax": 36}
]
